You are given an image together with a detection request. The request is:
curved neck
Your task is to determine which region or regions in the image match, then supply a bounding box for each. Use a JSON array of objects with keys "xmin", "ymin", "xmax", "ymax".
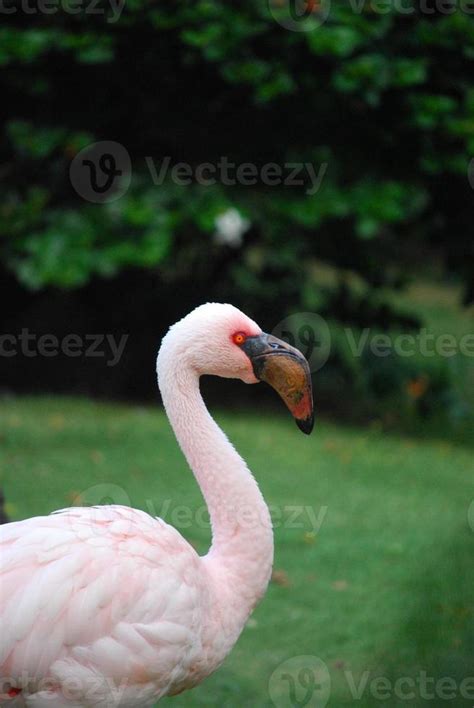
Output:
[{"xmin": 157, "ymin": 354, "xmax": 274, "ymax": 623}]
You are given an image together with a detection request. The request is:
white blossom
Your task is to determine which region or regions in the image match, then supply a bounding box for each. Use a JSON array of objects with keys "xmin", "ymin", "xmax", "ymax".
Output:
[{"xmin": 214, "ymin": 208, "xmax": 250, "ymax": 248}]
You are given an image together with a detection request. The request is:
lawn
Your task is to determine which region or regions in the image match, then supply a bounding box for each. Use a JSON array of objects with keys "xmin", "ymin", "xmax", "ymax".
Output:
[{"xmin": 1, "ymin": 396, "xmax": 474, "ymax": 706}]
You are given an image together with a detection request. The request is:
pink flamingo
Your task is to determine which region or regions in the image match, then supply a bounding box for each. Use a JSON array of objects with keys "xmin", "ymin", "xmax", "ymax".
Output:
[{"xmin": 0, "ymin": 303, "xmax": 313, "ymax": 707}]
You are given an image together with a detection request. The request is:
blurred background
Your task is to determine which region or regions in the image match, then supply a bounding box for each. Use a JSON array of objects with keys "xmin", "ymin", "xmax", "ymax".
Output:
[{"xmin": 1, "ymin": 0, "xmax": 474, "ymax": 705}]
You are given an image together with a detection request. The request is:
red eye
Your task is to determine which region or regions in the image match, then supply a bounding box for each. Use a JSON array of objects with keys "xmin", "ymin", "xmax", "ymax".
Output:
[{"xmin": 233, "ymin": 332, "xmax": 247, "ymax": 345}]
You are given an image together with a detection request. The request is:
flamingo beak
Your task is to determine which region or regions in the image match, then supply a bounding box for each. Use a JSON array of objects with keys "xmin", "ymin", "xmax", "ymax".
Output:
[{"xmin": 240, "ymin": 333, "xmax": 314, "ymax": 434}]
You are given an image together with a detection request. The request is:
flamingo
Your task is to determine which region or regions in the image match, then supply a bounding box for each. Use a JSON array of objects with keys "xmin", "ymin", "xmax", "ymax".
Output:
[{"xmin": 0, "ymin": 303, "xmax": 314, "ymax": 707}]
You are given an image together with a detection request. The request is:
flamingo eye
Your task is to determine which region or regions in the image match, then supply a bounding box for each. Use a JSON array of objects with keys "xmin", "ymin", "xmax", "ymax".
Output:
[{"xmin": 233, "ymin": 332, "xmax": 247, "ymax": 346}]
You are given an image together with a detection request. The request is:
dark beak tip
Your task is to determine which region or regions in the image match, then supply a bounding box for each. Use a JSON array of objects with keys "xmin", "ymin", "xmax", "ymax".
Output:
[{"xmin": 296, "ymin": 415, "xmax": 315, "ymax": 435}]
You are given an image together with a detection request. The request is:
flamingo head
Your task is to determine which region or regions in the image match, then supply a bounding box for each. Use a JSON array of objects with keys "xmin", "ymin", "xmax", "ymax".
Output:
[{"xmin": 161, "ymin": 303, "xmax": 314, "ymax": 434}]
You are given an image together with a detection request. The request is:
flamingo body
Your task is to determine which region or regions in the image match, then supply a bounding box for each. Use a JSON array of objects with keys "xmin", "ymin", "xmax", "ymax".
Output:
[{"xmin": 0, "ymin": 506, "xmax": 220, "ymax": 706}]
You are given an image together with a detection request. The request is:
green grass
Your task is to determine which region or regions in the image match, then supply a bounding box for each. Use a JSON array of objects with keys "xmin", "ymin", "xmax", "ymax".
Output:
[{"xmin": 1, "ymin": 396, "xmax": 474, "ymax": 706}]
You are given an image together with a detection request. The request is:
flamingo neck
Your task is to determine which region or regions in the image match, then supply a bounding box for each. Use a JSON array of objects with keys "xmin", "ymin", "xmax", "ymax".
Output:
[{"xmin": 157, "ymin": 357, "xmax": 274, "ymax": 624}]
